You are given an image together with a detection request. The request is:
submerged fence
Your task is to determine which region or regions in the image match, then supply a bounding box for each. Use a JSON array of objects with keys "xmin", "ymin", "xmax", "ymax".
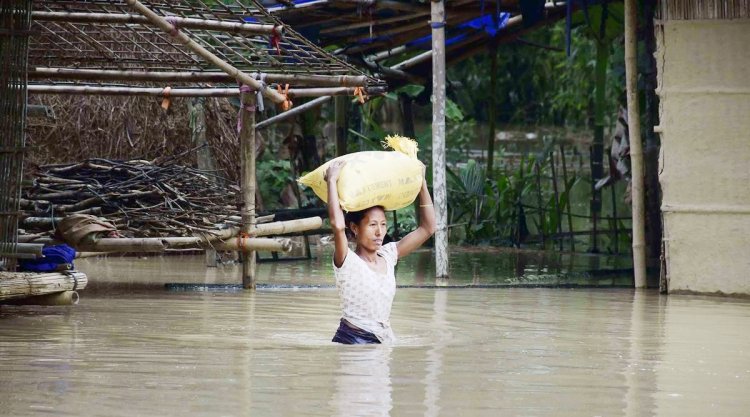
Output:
[{"xmin": 0, "ymin": 1, "xmax": 31, "ymax": 271}]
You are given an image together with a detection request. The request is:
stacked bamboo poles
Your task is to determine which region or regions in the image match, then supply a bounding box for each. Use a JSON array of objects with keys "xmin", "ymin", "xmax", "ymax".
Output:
[
  {"xmin": 0, "ymin": 271, "xmax": 87, "ymax": 302},
  {"xmin": 0, "ymin": 0, "xmax": 31, "ymax": 271}
]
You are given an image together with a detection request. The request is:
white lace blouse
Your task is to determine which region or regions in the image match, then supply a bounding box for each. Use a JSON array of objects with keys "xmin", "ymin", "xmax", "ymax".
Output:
[{"xmin": 333, "ymin": 242, "xmax": 399, "ymax": 343}]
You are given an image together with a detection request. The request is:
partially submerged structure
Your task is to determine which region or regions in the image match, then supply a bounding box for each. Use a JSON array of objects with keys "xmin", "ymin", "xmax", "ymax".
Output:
[
  {"xmin": 656, "ymin": 0, "xmax": 750, "ymax": 296},
  {"xmin": 1, "ymin": 0, "xmax": 385, "ymax": 302}
]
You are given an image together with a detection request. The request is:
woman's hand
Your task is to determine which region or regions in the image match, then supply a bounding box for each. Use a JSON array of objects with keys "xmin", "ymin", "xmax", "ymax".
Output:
[{"xmin": 325, "ymin": 160, "xmax": 346, "ymax": 183}]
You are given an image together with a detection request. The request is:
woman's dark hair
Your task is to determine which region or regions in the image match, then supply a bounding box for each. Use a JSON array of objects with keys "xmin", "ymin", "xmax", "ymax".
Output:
[{"xmin": 344, "ymin": 206, "xmax": 386, "ymax": 240}]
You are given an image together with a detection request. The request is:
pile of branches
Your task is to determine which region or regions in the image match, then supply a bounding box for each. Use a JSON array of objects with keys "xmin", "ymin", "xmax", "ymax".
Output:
[
  {"xmin": 20, "ymin": 158, "xmax": 242, "ymax": 238},
  {"xmin": 26, "ymin": 95, "xmax": 247, "ymax": 183}
]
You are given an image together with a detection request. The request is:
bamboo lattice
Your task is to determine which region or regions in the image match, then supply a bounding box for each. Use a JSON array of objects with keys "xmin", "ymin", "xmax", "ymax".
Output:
[
  {"xmin": 29, "ymin": 0, "xmax": 383, "ymax": 89},
  {"xmin": 0, "ymin": 0, "xmax": 31, "ymax": 272}
]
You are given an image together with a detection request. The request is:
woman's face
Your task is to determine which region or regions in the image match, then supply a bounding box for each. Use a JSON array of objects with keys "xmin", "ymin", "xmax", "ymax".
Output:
[{"xmin": 351, "ymin": 207, "xmax": 387, "ymax": 251}]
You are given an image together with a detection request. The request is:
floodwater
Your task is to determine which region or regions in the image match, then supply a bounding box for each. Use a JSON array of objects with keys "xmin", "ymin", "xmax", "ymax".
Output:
[{"xmin": 2, "ymin": 249, "xmax": 750, "ymax": 416}]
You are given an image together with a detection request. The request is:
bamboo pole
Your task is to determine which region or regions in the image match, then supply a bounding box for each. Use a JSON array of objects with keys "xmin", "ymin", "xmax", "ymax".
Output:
[
  {"xmin": 27, "ymin": 85, "xmax": 380, "ymax": 98},
  {"xmin": 239, "ymin": 89, "xmax": 258, "ymax": 289},
  {"xmin": 0, "ymin": 271, "xmax": 88, "ymax": 301},
  {"xmin": 256, "ymin": 96, "xmax": 331, "ymax": 130},
  {"xmin": 124, "ymin": 0, "xmax": 286, "ymax": 104},
  {"xmin": 31, "ymin": 11, "xmax": 283, "ymax": 35},
  {"xmin": 214, "ymin": 237, "xmax": 293, "ymax": 253},
  {"xmin": 74, "ymin": 236, "xmax": 292, "ymax": 253},
  {"xmin": 3, "ymin": 290, "xmax": 79, "ymax": 306},
  {"xmin": 432, "ymin": 0, "xmax": 449, "ymax": 278},
  {"xmin": 625, "ymin": 0, "xmax": 646, "ymax": 288},
  {"xmin": 29, "ymin": 68, "xmax": 370, "ymax": 87}
]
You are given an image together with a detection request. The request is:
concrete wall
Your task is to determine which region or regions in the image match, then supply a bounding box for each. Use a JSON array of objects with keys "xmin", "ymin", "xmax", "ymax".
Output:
[{"xmin": 657, "ymin": 19, "xmax": 750, "ymax": 296}]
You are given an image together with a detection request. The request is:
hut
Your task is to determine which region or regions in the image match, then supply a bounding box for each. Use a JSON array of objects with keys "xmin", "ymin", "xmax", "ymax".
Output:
[
  {"xmin": 656, "ymin": 0, "xmax": 750, "ymax": 296},
  {"xmin": 0, "ymin": 0, "xmax": 385, "ymax": 303}
]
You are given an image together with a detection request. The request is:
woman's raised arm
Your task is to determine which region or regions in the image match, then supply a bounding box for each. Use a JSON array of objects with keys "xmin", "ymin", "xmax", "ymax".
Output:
[
  {"xmin": 396, "ymin": 179, "xmax": 436, "ymax": 258},
  {"xmin": 325, "ymin": 161, "xmax": 349, "ymax": 267}
]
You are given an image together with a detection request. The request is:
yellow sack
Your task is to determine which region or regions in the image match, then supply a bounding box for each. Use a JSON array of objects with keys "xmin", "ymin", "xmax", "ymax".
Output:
[{"xmin": 298, "ymin": 135, "xmax": 423, "ymax": 212}]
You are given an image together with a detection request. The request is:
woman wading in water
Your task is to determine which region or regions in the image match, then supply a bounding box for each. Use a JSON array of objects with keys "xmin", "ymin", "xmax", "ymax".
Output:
[{"xmin": 325, "ymin": 160, "xmax": 436, "ymax": 344}]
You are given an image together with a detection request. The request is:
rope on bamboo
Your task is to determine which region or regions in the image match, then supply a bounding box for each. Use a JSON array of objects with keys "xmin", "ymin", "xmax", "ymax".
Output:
[
  {"xmin": 353, "ymin": 86, "xmax": 367, "ymax": 104},
  {"xmin": 161, "ymin": 86, "xmax": 172, "ymax": 109},
  {"xmin": 254, "ymin": 72, "xmax": 267, "ymax": 112},
  {"xmin": 277, "ymin": 84, "xmax": 293, "ymax": 111},
  {"xmin": 270, "ymin": 25, "xmax": 282, "ymax": 55}
]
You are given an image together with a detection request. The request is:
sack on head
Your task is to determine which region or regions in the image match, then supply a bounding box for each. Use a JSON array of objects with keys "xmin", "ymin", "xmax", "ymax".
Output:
[{"xmin": 298, "ymin": 135, "xmax": 423, "ymax": 212}]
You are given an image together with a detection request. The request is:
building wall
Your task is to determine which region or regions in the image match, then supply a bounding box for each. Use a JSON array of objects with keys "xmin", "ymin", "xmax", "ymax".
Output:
[{"xmin": 657, "ymin": 19, "xmax": 750, "ymax": 296}]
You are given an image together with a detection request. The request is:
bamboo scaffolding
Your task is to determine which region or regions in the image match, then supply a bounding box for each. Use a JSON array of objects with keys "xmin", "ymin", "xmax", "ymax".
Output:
[
  {"xmin": 27, "ymin": 85, "xmax": 383, "ymax": 98},
  {"xmin": 29, "ymin": 67, "xmax": 370, "ymax": 87},
  {"xmin": 124, "ymin": 0, "xmax": 287, "ymax": 104},
  {"xmin": 31, "ymin": 11, "xmax": 283, "ymax": 35},
  {"xmin": 0, "ymin": 271, "xmax": 87, "ymax": 302}
]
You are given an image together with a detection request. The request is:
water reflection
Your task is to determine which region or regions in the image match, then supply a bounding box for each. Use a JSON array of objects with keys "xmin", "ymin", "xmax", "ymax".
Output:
[
  {"xmin": 75, "ymin": 245, "xmax": 634, "ymax": 290},
  {"xmin": 330, "ymin": 347, "xmax": 393, "ymax": 417},
  {"xmin": 3, "ymin": 282, "xmax": 750, "ymax": 415}
]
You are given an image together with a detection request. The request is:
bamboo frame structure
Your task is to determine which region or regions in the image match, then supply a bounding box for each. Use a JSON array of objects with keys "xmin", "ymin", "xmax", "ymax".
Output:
[{"xmin": 28, "ymin": 1, "xmax": 384, "ymax": 95}]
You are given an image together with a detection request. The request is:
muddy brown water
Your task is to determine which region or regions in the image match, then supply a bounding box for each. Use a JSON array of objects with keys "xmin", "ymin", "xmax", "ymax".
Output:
[{"xmin": 1, "ymin": 249, "xmax": 749, "ymax": 416}]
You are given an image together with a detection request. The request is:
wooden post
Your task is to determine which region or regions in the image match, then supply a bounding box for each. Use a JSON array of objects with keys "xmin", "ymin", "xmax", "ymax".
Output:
[
  {"xmin": 431, "ymin": 0, "xmax": 449, "ymax": 278},
  {"xmin": 334, "ymin": 95, "xmax": 348, "ymax": 157},
  {"xmin": 625, "ymin": 0, "xmax": 647, "ymax": 288},
  {"xmin": 487, "ymin": 38, "xmax": 498, "ymax": 178},
  {"xmin": 239, "ymin": 89, "xmax": 258, "ymax": 289}
]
